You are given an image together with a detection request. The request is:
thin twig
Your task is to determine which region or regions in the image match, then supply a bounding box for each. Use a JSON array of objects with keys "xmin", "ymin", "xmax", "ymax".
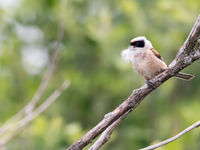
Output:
[
  {"xmin": 0, "ymin": 80, "xmax": 70, "ymax": 147},
  {"xmin": 140, "ymin": 120, "xmax": 200, "ymax": 150},
  {"xmin": 67, "ymin": 15, "xmax": 200, "ymax": 150},
  {"xmin": 24, "ymin": 23, "xmax": 64, "ymax": 114},
  {"xmin": 0, "ymin": 2, "xmax": 66, "ymax": 147},
  {"xmin": 0, "ymin": 23, "xmax": 64, "ymax": 136}
]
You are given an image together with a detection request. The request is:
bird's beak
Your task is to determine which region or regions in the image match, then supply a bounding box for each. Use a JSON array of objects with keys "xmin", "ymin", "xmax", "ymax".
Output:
[{"xmin": 129, "ymin": 46, "xmax": 135, "ymax": 50}]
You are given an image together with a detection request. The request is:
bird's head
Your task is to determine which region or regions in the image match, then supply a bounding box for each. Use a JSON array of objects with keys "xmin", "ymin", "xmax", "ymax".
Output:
[
  {"xmin": 129, "ymin": 36, "xmax": 153, "ymax": 51},
  {"xmin": 121, "ymin": 36, "xmax": 153, "ymax": 63}
]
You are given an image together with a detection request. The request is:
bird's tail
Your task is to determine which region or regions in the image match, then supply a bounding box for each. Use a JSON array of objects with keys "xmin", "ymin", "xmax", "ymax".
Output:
[{"xmin": 175, "ymin": 72, "xmax": 194, "ymax": 81}]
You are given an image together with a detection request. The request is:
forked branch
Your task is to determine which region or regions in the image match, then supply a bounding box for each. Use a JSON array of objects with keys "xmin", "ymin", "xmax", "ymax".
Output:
[
  {"xmin": 0, "ymin": 24, "xmax": 64, "ymax": 136},
  {"xmin": 68, "ymin": 15, "xmax": 200, "ymax": 150}
]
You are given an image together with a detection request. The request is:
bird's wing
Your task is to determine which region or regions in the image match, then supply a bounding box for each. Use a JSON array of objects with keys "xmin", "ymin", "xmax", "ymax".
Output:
[{"xmin": 150, "ymin": 48, "xmax": 163, "ymax": 60}]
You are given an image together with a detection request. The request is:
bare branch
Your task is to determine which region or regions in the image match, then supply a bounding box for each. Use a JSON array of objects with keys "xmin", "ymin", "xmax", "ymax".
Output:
[
  {"xmin": 0, "ymin": 80, "xmax": 70, "ymax": 147},
  {"xmin": 0, "ymin": 2, "xmax": 67, "ymax": 147},
  {"xmin": 67, "ymin": 15, "xmax": 200, "ymax": 150},
  {"xmin": 0, "ymin": 23, "xmax": 64, "ymax": 136},
  {"xmin": 89, "ymin": 111, "xmax": 130, "ymax": 150},
  {"xmin": 140, "ymin": 120, "xmax": 200, "ymax": 150},
  {"xmin": 24, "ymin": 23, "xmax": 64, "ymax": 114}
]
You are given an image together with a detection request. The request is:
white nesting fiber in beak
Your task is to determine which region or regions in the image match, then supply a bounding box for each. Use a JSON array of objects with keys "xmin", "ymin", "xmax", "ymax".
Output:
[{"xmin": 121, "ymin": 47, "xmax": 134, "ymax": 63}]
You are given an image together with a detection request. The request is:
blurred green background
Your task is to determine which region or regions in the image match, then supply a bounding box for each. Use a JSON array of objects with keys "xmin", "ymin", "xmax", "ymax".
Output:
[{"xmin": 0, "ymin": 0, "xmax": 200, "ymax": 149}]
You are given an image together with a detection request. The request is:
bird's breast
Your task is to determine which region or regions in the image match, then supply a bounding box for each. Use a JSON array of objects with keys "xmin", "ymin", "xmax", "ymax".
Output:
[{"xmin": 133, "ymin": 51, "xmax": 167, "ymax": 80}]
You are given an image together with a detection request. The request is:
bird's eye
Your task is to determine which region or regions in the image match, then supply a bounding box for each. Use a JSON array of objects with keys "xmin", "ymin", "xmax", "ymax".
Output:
[{"xmin": 130, "ymin": 40, "xmax": 145, "ymax": 48}]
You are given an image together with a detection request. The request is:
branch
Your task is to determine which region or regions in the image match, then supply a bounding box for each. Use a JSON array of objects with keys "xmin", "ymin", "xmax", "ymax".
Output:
[
  {"xmin": 89, "ymin": 111, "xmax": 130, "ymax": 150},
  {"xmin": 0, "ymin": 23, "xmax": 64, "ymax": 136},
  {"xmin": 140, "ymin": 120, "xmax": 200, "ymax": 150},
  {"xmin": 24, "ymin": 23, "xmax": 64, "ymax": 114},
  {"xmin": 0, "ymin": 80, "xmax": 70, "ymax": 147},
  {"xmin": 0, "ymin": 3, "xmax": 67, "ymax": 147},
  {"xmin": 67, "ymin": 15, "xmax": 200, "ymax": 150}
]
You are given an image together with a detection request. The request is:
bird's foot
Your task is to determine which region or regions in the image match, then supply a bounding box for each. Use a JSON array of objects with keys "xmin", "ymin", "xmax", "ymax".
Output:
[
  {"xmin": 159, "ymin": 68, "xmax": 167, "ymax": 73},
  {"xmin": 146, "ymin": 80, "xmax": 156, "ymax": 88}
]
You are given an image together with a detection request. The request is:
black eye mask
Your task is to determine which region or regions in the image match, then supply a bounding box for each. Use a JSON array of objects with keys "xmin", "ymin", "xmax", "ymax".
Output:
[{"xmin": 130, "ymin": 40, "xmax": 145, "ymax": 48}]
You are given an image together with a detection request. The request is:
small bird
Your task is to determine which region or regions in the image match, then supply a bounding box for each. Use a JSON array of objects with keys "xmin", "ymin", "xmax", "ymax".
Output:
[{"xmin": 121, "ymin": 36, "xmax": 194, "ymax": 85}]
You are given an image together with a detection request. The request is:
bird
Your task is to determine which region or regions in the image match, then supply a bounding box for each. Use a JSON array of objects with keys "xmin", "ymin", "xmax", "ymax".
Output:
[{"xmin": 121, "ymin": 36, "xmax": 194, "ymax": 86}]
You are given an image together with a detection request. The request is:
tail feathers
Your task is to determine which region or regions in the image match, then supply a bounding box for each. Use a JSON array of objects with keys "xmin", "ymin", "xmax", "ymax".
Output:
[{"xmin": 175, "ymin": 72, "xmax": 195, "ymax": 81}]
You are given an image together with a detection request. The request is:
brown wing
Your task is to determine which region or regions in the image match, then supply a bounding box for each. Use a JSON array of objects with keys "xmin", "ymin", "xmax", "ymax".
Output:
[{"xmin": 150, "ymin": 48, "xmax": 163, "ymax": 60}]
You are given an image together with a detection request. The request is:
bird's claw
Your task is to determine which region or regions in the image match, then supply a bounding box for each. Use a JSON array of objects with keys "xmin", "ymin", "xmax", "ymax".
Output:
[
  {"xmin": 159, "ymin": 68, "xmax": 167, "ymax": 73},
  {"xmin": 146, "ymin": 80, "xmax": 156, "ymax": 88}
]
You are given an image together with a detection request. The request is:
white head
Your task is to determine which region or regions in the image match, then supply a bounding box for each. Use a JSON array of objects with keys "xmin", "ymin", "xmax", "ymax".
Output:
[
  {"xmin": 121, "ymin": 36, "xmax": 153, "ymax": 63},
  {"xmin": 129, "ymin": 36, "xmax": 153, "ymax": 50}
]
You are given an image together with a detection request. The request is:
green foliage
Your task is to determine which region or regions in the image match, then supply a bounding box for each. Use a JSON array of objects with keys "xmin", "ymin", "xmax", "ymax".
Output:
[{"xmin": 0, "ymin": 0, "xmax": 199, "ymax": 149}]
